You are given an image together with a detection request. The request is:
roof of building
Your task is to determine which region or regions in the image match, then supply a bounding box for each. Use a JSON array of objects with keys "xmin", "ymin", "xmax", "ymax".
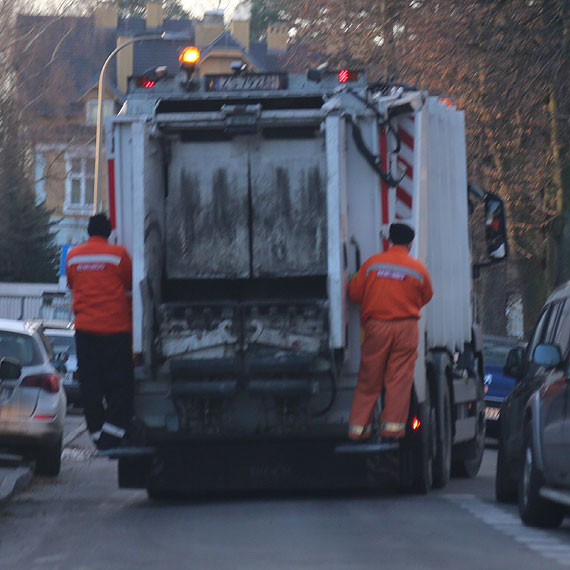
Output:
[{"xmin": 14, "ymin": 12, "xmax": 286, "ymax": 124}]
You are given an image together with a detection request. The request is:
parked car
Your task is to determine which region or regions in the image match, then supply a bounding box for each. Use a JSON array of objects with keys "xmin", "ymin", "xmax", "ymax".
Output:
[
  {"xmin": 495, "ymin": 281, "xmax": 570, "ymax": 527},
  {"xmin": 0, "ymin": 319, "xmax": 67, "ymax": 476},
  {"xmin": 483, "ymin": 335, "xmax": 524, "ymax": 438},
  {"xmin": 41, "ymin": 322, "xmax": 80, "ymax": 406}
]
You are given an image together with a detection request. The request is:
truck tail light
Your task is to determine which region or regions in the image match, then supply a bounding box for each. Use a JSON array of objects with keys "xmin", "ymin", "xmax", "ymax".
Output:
[{"xmin": 21, "ymin": 373, "xmax": 59, "ymax": 393}]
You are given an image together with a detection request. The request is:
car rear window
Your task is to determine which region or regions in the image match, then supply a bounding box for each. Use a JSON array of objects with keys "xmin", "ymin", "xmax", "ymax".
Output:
[
  {"xmin": 0, "ymin": 331, "xmax": 42, "ymax": 366},
  {"xmin": 46, "ymin": 334, "xmax": 76, "ymax": 355}
]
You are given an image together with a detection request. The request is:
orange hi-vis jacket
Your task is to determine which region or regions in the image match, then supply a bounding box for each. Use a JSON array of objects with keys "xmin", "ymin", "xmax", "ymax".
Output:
[
  {"xmin": 348, "ymin": 245, "xmax": 433, "ymax": 321},
  {"xmin": 66, "ymin": 236, "xmax": 133, "ymax": 334}
]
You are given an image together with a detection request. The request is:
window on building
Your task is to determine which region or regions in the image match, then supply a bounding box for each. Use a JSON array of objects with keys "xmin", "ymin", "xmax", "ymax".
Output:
[
  {"xmin": 85, "ymin": 99, "xmax": 115, "ymax": 126},
  {"xmin": 64, "ymin": 154, "xmax": 95, "ymax": 213}
]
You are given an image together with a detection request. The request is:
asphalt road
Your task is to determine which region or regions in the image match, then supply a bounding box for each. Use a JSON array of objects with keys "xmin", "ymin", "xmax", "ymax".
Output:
[{"xmin": 0, "ymin": 413, "xmax": 569, "ymax": 570}]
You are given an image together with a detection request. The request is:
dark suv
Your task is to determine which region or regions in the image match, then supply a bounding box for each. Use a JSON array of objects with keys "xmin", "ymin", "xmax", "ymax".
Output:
[{"xmin": 495, "ymin": 281, "xmax": 570, "ymax": 527}]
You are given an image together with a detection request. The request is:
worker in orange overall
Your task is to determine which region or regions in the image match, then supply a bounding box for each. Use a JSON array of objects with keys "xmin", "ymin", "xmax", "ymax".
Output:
[
  {"xmin": 348, "ymin": 223, "xmax": 433, "ymax": 442},
  {"xmin": 66, "ymin": 214, "xmax": 134, "ymax": 450}
]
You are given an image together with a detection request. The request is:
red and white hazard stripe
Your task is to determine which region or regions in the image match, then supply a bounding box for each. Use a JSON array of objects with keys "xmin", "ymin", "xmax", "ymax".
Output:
[
  {"xmin": 379, "ymin": 114, "xmax": 416, "ymax": 250},
  {"xmin": 395, "ymin": 116, "xmax": 414, "ymax": 221}
]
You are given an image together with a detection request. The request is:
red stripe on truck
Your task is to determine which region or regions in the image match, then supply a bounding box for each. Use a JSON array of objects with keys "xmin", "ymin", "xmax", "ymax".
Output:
[{"xmin": 398, "ymin": 127, "xmax": 414, "ymax": 151}]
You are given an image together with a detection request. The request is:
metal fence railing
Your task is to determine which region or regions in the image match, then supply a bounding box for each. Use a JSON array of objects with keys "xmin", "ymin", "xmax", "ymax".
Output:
[{"xmin": 0, "ymin": 292, "xmax": 73, "ymax": 322}]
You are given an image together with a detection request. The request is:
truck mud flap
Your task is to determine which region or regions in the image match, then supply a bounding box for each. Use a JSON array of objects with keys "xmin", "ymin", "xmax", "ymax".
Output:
[{"xmin": 118, "ymin": 438, "xmax": 403, "ymax": 493}]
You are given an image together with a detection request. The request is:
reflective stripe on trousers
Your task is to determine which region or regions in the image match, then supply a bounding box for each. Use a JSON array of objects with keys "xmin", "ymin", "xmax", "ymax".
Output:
[{"xmin": 348, "ymin": 424, "xmax": 372, "ymax": 440}]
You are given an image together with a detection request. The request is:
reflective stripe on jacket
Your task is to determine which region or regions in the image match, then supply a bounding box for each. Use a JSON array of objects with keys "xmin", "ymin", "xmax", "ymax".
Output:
[
  {"xmin": 348, "ymin": 245, "xmax": 433, "ymax": 321},
  {"xmin": 66, "ymin": 236, "xmax": 133, "ymax": 334}
]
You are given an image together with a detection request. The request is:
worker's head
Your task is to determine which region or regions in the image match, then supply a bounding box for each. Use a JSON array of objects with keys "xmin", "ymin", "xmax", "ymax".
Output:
[
  {"xmin": 88, "ymin": 213, "xmax": 112, "ymax": 239},
  {"xmin": 389, "ymin": 223, "xmax": 415, "ymax": 249}
]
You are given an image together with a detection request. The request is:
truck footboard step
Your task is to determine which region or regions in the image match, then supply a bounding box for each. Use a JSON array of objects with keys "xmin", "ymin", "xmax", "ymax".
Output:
[
  {"xmin": 335, "ymin": 442, "xmax": 399, "ymax": 454},
  {"xmin": 97, "ymin": 446, "xmax": 157, "ymax": 459}
]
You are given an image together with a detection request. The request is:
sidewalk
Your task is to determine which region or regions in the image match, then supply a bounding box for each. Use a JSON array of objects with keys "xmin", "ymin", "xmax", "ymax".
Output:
[{"xmin": 0, "ymin": 454, "xmax": 33, "ymax": 504}]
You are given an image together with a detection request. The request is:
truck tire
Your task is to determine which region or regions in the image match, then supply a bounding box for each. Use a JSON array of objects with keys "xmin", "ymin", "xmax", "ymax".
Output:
[
  {"xmin": 400, "ymin": 389, "xmax": 433, "ymax": 494},
  {"xmin": 452, "ymin": 364, "xmax": 485, "ymax": 478},
  {"xmin": 35, "ymin": 437, "xmax": 62, "ymax": 477},
  {"xmin": 518, "ymin": 425, "xmax": 564, "ymax": 528},
  {"xmin": 495, "ymin": 433, "xmax": 517, "ymax": 503},
  {"xmin": 431, "ymin": 352, "xmax": 452, "ymax": 489}
]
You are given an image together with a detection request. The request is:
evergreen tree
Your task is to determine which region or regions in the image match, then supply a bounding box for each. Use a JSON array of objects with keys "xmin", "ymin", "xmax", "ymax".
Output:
[
  {"xmin": 237, "ymin": 0, "xmax": 283, "ymax": 41},
  {"xmin": 0, "ymin": 93, "xmax": 58, "ymax": 283}
]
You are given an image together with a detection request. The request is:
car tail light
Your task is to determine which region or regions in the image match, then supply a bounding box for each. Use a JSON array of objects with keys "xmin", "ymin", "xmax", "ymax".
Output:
[
  {"xmin": 21, "ymin": 373, "xmax": 59, "ymax": 393},
  {"xmin": 411, "ymin": 416, "xmax": 421, "ymax": 430}
]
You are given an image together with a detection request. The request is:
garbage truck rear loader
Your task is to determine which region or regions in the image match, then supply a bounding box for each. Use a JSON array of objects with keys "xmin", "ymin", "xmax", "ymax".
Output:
[{"xmin": 106, "ymin": 66, "xmax": 507, "ymax": 496}]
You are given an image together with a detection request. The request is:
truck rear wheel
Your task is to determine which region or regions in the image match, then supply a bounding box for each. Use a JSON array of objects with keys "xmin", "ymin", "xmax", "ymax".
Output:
[
  {"xmin": 431, "ymin": 352, "xmax": 452, "ymax": 489},
  {"xmin": 400, "ymin": 389, "xmax": 433, "ymax": 494},
  {"xmin": 452, "ymin": 364, "xmax": 485, "ymax": 478}
]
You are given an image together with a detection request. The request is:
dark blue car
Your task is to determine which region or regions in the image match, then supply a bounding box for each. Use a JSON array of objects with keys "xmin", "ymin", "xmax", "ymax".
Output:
[{"xmin": 483, "ymin": 335, "xmax": 524, "ymax": 438}]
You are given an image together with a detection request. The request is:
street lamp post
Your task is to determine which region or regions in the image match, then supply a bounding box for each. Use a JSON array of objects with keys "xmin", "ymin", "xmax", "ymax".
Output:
[{"xmin": 93, "ymin": 32, "xmax": 188, "ymax": 214}]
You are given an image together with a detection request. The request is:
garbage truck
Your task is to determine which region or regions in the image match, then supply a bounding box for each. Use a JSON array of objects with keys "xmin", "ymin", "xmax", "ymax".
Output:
[{"xmin": 105, "ymin": 55, "xmax": 508, "ymax": 496}]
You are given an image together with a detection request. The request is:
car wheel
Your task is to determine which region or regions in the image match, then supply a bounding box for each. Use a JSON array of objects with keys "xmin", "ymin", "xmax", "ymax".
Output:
[
  {"xmin": 35, "ymin": 437, "xmax": 62, "ymax": 477},
  {"xmin": 495, "ymin": 433, "xmax": 517, "ymax": 503},
  {"xmin": 518, "ymin": 426, "xmax": 564, "ymax": 528}
]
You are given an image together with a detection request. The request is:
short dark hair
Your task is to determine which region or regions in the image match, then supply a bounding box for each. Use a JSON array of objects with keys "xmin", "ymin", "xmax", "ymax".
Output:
[
  {"xmin": 87, "ymin": 213, "xmax": 112, "ymax": 238},
  {"xmin": 389, "ymin": 223, "xmax": 415, "ymax": 245}
]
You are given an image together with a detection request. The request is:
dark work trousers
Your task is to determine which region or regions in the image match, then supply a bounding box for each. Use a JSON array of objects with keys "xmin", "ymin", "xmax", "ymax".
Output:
[{"xmin": 75, "ymin": 330, "xmax": 134, "ymax": 440}]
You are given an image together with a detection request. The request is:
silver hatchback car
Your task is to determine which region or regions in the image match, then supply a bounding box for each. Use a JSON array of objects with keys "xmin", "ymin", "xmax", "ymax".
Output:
[{"xmin": 0, "ymin": 319, "xmax": 67, "ymax": 476}]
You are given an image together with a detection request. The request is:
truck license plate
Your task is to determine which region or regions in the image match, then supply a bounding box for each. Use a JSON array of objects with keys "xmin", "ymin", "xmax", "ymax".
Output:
[{"xmin": 485, "ymin": 406, "xmax": 500, "ymax": 421}]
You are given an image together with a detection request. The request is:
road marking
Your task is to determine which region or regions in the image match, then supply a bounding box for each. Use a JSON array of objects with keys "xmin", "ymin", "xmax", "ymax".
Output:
[
  {"xmin": 63, "ymin": 421, "xmax": 87, "ymax": 447},
  {"xmin": 446, "ymin": 494, "xmax": 570, "ymax": 567}
]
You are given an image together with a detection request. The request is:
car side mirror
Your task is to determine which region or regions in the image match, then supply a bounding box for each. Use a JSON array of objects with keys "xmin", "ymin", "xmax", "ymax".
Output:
[
  {"xmin": 503, "ymin": 346, "xmax": 525, "ymax": 379},
  {"xmin": 484, "ymin": 193, "xmax": 508, "ymax": 261},
  {"xmin": 532, "ymin": 343, "xmax": 562, "ymax": 369},
  {"xmin": 0, "ymin": 357, "xmax": 22, "ymax": 380}
]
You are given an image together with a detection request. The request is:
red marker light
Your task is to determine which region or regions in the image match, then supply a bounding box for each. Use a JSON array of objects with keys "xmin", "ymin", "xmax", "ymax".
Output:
[
  {"xmin": 135, "ymin": 77, "xmax": 157, "ymax": 88},
  {"xmin": 338, "ymin": 69, "xmax": 360, "ymax": 83},
  {"xmin": 412, "ymin": 417, "xmax": 421, "ymax": 430}
]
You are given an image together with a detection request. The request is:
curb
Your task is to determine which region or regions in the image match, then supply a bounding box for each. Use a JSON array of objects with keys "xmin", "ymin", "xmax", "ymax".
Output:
[
  {"xmin": 63, "ymin": 421, "xmax": 87, "ymax": 447},
  {"xmin": 0, "ymin": 466, "xmax": 33, "ymax": 504}
]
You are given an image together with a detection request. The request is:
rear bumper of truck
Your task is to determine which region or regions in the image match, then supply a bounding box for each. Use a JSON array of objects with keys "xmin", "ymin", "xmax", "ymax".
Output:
[{"xmin": 118, "ymin": 436, "xmax": 408, "ymax": 493}]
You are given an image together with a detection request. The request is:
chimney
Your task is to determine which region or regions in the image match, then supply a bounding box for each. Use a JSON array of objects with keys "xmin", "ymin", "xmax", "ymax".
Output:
[
  {"xmin": 145, "ymin": 1, "xmax": 163, "ymax": 29},
  {"xmin": 195, "ymin": 10, "xmax": 225, "ymax": 47},
  {"xmin": 116, "ymin": 36, "xmax": 134, "ymax": 93},
  {"xmin": 266, "ymin": 22, "xmax": 288, "ymax": 52},
  {"xmin": 94, "ymin": 3, "xmax": 118, "ymax": 29},
  {"xmin": 230, "ymin": 19, "xmax": 250, "ymax": 51}
]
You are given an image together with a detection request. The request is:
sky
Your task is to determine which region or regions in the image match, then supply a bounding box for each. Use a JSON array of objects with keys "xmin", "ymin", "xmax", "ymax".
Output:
[
  {"xmin": 31, "ymin": 0, "xmax": 247, "ymax": 20},
  {"xmin": 185, "ymin": 0, "xmax": 244, "ymax": 19}
]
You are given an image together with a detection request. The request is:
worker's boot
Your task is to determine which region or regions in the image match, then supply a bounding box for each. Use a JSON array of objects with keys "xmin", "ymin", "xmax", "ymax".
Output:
[{"xmin": 97, "ymin": 431, "xmax": 127, "ymax": 450}]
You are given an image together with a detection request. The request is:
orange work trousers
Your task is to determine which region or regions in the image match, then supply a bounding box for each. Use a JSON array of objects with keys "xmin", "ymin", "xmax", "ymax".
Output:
[{"xmin": 348, "ymin": 318, "xmax": 418, "ymax": 439}]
